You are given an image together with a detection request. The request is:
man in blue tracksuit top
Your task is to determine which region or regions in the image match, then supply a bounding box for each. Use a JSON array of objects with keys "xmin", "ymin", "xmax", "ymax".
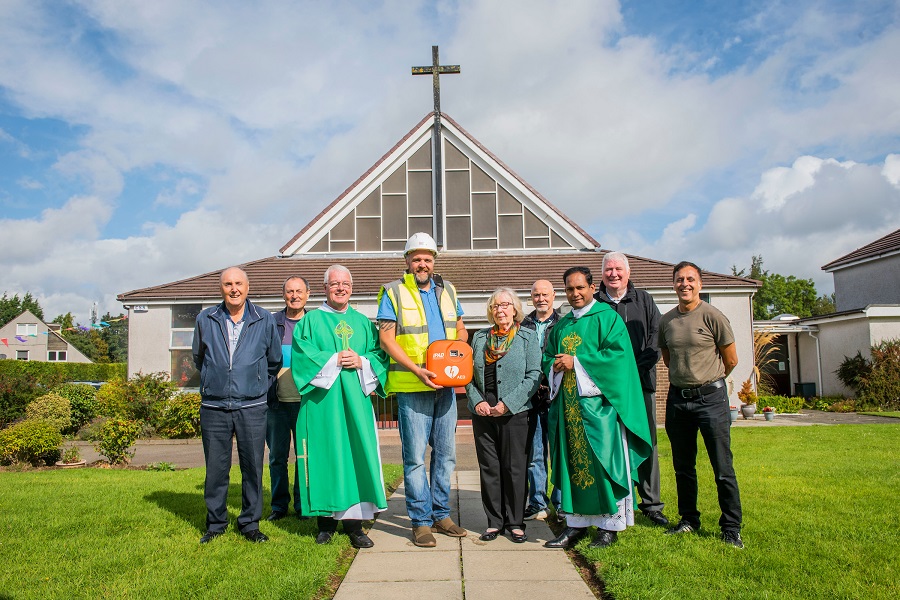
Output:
[{"xmin": 192, "ymin": 266, "xmax": 281, "ymax": 544}]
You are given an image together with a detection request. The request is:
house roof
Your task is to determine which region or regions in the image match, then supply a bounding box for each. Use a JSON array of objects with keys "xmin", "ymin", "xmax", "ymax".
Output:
[
  {"xmin": 821, "ymin": 228, "xmax": 900, "ymax": 271},
  {"xmin": 117, "ymin": 251, "xmax": 757, "ymax": 303}
]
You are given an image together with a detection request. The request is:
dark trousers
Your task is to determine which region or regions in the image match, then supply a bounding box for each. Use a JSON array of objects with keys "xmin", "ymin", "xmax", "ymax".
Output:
[
  {"xmin": 665, "ymin": 384, "xmax": 742, "ymax": 531},
  {"xmin": 636, "ymin": 389, "xmax": 664, "ymax": 512},
  {"xmin": 200, "ymin": 403, "xmax": 268, "ymax": 533},
  {"xmin": 472, "ymin": 410, "xmax": 535, "ymax": 531},
  {"xmin": 317, "ymin": 516, "xmax": 362, "ymax": 534},
  {"xmin": 266, "ymin": 400, "xmax": 301, "ymax": 514}
]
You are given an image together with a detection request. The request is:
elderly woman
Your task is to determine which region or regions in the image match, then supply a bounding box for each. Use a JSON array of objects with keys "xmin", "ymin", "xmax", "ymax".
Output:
[{"xmin": 466, "ymin": 287, "xmax": 542, "ymax": 543}]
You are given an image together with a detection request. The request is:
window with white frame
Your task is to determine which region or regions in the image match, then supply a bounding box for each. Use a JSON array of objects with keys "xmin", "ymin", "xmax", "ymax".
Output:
[
  {"xmin": 48, "ymin": 351, "xmax": 67, "ymax": 362},
  {"xmin": 16, "ymin": 350, "xmax": 29, "ymax": 360},
  {"xmin": 16, "ymin": 323, "xmax": 38, "ymax": 336}
]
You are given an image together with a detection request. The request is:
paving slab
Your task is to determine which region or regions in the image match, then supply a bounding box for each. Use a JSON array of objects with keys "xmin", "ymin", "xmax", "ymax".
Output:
[
  {"xmin": 346, "ymin": 550, "xmax": 461, "ymax": 582},
  {"xmin": 463, "ymin": 549, "xmax": 583, "ymax": 582},
  {"xmin": 334, "ymin": 580, "xmax": 462, "ymax": 600},
  {"xmin": 465, "ymin": 580, "xmax": 595, "ymax": 599}
]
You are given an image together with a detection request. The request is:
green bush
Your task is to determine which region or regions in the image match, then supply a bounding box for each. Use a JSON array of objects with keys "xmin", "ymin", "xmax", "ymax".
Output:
[
  {"xmin": 835, "ymin": 351, "xmax": 871, "ymax": 391},
  {"xmin": 96, "ymin": 372, "xmax": 177, "ymax": 425},
  {"xmin": 152, "ymin": 392, "xmax": 201, "ymax": 439},
  {"xmin": 0, "ymin": 419, "xmax": 63, "ymax": 466},
  {"xmin": 756, "ymin": 395, "xmax": 803, "ymax": 414},
  {"xmin": 52, "ymin": 383, "xmax": 98, "ymax": 433},
  {"xmin": 95, "ymin": 378, "xmax": 129, "ymax": 418},
  {"xmin": 830, "ymin": 399, "xmax": 857, "ymax": 413},
  {"xmin": 0, "ymin": 370, "xmax": 43, "ymax": 428},
  {"xmin": 25, "ymin": 393, "xmax": 72, "ymax": 433},
  {"xmin": 856, "ymin": 339, "xmax": 900, "ymax": 411},
  {"xmin": 92, "ymin": 418, "xmax": 142, "ymax": 465},
  {"xmin": 0, "ymin": 361, "xmax": 125, "ymax": 386}
]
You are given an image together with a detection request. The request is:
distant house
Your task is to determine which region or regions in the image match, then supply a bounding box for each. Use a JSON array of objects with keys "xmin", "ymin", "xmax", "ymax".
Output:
[
  {"xmin": 754, "ymin": 229, "xmax": 900, "ymax": 398},
  {"xmin": 0, "ymin": 310, "xmax": 92, "ymax": 363}
]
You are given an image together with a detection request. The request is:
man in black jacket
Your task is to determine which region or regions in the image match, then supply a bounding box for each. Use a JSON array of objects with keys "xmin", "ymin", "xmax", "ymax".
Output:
[{"xmin": 594, "ymin": 252, "xmax": 668, "ymax": 527}]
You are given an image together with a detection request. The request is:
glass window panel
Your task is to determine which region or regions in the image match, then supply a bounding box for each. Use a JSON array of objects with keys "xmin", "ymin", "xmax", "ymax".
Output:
[
  {"xmin": 357, "ymin": 188, "xmax": 380, "ymax": 216},
  {"xmin": 550, "ymin": 230, "xmax": 571, "ymax": 248},
  {"xmin": 383, "ymin": 165, "xmax": 407, "ymax": 194},
  {"xmin": 310, "ymin": 235, "xmax": 329, "ymax": 252},
  {"xmin": 409, "ymin": 142, "xmax": 432, "ymax": 170},
  {"xmin": 499, "ymin": 215, "xmax": 524, "ymax": 248},
  {"xmin": 471, "ymin": 163, "xmax": 495, "ymax": 192},
  {"xmin": 330, "ymin": 241, "xmax": 355, "ymax": 252},
  {"xmin": 172, "ymin": 304, "xmax": 202, "ymax": 328},
  {"xmin": 525, "ymin": 237, "xmax": 550, "ymax": 249},
  {"xmin": 498, "ymin": 186, "xmax": 522, "ymax": 214},
  {"xmin": 473, "ymin": 238, "xmax": 498, "ymax": 250},
  {"xmin": 444, "ymin": 140, "xmax": 469, "ymax": 170},
  {"xmin": 17, "ymin": 350, "xmax": 28, "ymax": 360},
  {"xmin": 408, "ymin": 217, "xmax": 434, "ymax": 236},
  {"xmin": 331, "ymin": 211, "xmax": 355, "ymax": 240},
  {"xmin": 172, "ymin": 350, "xmax": 200, "ymax": 388},
  {"xmin": 472, "ymin": 194, "xmax": 498, "ymax": 238},
  {"xmin": 16, "ymin": 323, "xmax": 37, "ymax": 336},
  {"xmin": 382, "ymin": 195, "xmax": 408, "ymax": 239},
  {"xmin": 383, "ymin": 240, "xmax": 406, "ymax": 251},
  {"xmin": 171, "ymin": 330, "xmax": 195, "ymax": 347},
  {"xmin": 408, "ymin": 171, "xmax": 433, "ymax": 215},
  {"xmin": 356, "ymin": 217, "xmax": 381, "ymax": 251},
  {"xmin": 445, "ymin": 171, "xmax": 470, "ymax": 215},
  {"xmin": 524, "ymin": 208, "xmax": 549, "ymax": 236},
  {"xmin": 446, "ymin": 216, "xmax": 472, "ymax": 250}
]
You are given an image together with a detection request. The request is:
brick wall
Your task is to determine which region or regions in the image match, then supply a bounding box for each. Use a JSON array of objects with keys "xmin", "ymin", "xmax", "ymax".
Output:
[{"xmin": 655, "ymin": 363, "xmax": 668, "ymax": 426}]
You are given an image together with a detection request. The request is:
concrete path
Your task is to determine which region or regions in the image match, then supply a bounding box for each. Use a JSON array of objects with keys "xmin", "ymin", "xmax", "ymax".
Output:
[{"xmin": 334, "ymin": 470, "xmax": 594, "ymax": 600}]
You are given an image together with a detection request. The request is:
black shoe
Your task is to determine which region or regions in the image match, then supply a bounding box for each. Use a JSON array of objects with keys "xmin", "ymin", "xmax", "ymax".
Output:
[
  {"xmin": 480, "ymin": 529, "xmax": 500, "ymax": 541},
  {"xmin": 241, "ymin": 529, "xmax": 269, "ymax": 543},
  {"xmin": 721, "ymin": 530, "xmax": 744, "ymax": 549},
  {"xmin": 543, "ymin": 526, "xmax": 586, "ymax": 549},
  {"xmin": 199, "ymin": 530, "xmax": 225, "ymax": 544},
  {"xmin": 347, "ymin": 529, "xmax": 374, "ymax": 549},
  {"xmin": 509, "ymin": 529, "xmax": 527, "ymax": 544},
  {"xmin": 266, "ymin": 510, "xmax": 287, "ymax": 522},
  {"xmin": 297, "ymin": 514, "xmax": 311, "ymax": 521},
  {"xmin": 523, "ymin": 507, "xmax": 548, "ymax": 521},
  {"xmin": 588, "ymin": 529, "xmax": 617, "ymax": 548},
  {"xmin": 665, "ymin": 519, "xmax": 698, "ymax": 535},
  {"xmin": 315, "ymin": 530, "xmax": 335, "ymax": 545},
  {"xmin": 643, "ymin": 510, "xmax": 670, "ymax": 527}
]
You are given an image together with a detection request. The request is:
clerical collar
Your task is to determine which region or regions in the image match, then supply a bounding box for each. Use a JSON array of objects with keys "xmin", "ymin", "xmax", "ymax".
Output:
[
  {"xmin": 320, "ymin": 302, "xmax": 348, "ymax": 314},
  {"xmin": 572, "ymin": 299, "xmax": 596, "ymax": 320}
]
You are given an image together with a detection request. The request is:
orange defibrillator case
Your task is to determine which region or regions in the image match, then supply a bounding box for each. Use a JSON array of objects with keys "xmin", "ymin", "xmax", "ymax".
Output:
[{"xmin": 426, "ymin": 340, "xmax": 473, "ymax": 387}]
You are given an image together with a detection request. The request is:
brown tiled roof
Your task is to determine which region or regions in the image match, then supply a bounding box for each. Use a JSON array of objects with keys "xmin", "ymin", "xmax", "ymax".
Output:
[
  {"xmin": 117, "ymin": 251, "xmax": 757, "ymax": 302},
  {"xmin": 821, "ymin": 228, "xmax": 900, "ymax": 271}
]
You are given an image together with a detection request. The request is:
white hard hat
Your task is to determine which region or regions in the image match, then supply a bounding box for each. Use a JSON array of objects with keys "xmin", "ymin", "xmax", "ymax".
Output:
[{"xmin": 405, "ymin": 232, "xmax": 438, "ymax": 256}]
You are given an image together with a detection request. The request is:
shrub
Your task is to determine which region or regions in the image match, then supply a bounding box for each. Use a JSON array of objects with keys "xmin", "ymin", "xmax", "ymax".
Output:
[
  {"xmin": 0, "ymin": 419, "xmax": 63, "ymax": 466},
  {"xmin": 152, "ymin": 392, "xmax": 201, "ymax": 439},
  {"xmin": 60, "ymin": 445, "xmax": 82, "ymax": 464},
  {"xmin": 146, "ymin": 462, "xmax": 176, "ymax": 472},
  {"xmin": 738, "ymin": 379, "xmax": 757, "ymax": 406},
  {"xmin": 835, "ymin": 351, "xmax": 871, "ymax": 391},
  {"xmin": 52, "ymin": 383, "xmax": 98, "ymax": 433},
  {"xmin": 829, "ymin": 399, "xmax": 857, "ymax": 413},
  {"xmin": 756, "ymin": 395, "xmax": 803, "ymax": 414},
  {"xmin": 25, "ymin": 393, "xmax": 72, "ymax": 433},
  {"xmin": 92, "ymin": 418, "xmax": 142, "ymax": 465},
  {"xmin": 856, "ymin": 339, "xmax": 900, "ymax": 411},
  {"xmin": 0, "ymin": 360, "xmax": 125, "ymax": 386},
  {"xmin": 95, "ymin": 378, "xmax": 129, "ymax": 418},
  {"xmin": 96, "ymin": 372, "xmax": 177, "ymax": 424},
  {"xmin": 0, "ymin": 370, "xmax": 43, "ymax": 428}
]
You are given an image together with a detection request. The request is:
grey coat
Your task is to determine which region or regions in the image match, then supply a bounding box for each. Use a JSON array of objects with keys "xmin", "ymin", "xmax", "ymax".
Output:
[{"xmin": 465, "ymin": 326, "xmax": 542, "ymax": 415}]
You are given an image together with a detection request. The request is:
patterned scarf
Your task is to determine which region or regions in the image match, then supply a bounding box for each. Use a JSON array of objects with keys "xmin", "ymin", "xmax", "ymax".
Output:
[{"xmin": 485, "ymin": 323, "xmax": 518, "ymax": 364}]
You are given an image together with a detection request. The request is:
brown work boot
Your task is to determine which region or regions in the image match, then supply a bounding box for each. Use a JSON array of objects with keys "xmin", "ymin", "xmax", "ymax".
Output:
[
  {"xmin": 431, "ymin": 517, "xmax": 467, "ymax": 537},
  {"xmin": 413, "ymin": 525, "xmax": 437, "ymax": 547}
]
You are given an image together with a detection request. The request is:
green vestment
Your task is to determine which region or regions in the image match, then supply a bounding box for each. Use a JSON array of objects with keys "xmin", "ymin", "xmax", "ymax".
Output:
[
  {"xmin": 291, "ymin": 307, "xmax": 389, "ymax": 517},
  {"xmin": 542, "ymin": 301, "xmax": 652, "ymax": 516}
]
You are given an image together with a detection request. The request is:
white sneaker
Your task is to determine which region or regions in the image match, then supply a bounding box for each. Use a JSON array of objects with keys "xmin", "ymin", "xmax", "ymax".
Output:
[{"xmin": 524, "ymin": 508, "xmax": 548, "ymax": 521}]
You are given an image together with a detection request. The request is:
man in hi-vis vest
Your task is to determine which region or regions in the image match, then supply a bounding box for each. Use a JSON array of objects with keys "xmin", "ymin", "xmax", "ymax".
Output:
[{"xmin": 377, "ymin": 232, "xmax": 468, "ymax": 548}]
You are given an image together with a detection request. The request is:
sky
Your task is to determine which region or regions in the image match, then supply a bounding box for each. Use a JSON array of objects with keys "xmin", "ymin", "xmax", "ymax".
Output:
[{"xmin": 1, "ymin": 0, "xmax": 899, "ymax": 324}]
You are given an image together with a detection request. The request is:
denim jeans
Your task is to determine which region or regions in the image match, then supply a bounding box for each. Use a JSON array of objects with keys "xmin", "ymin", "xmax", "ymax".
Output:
[
  {"xmin": 397, "ymin": 388, "xmax": 457, "ymax": 527},
  {"xmin": 665, "ymin": 384, "xmax": 742, "ymax": 531},
  {"xmin": 266, "ymin": 400, "xmax": 301, "ymax": 514},
  {"xmin": 526, "ymin": 408, "xmax": 561, "ymax": 512}
]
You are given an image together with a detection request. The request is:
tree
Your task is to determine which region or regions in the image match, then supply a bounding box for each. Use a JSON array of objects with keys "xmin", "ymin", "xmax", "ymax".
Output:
[
  {"xmin": 52, "ymin": 311, "xmax": 128, "ymax": 363},
  {"xmin": 732, "ymin": 255, "xmax": 834, "ymax": 320},
  {"xmin": 0, "ymin": 292, "xmax": 45, "ymax": 327}
]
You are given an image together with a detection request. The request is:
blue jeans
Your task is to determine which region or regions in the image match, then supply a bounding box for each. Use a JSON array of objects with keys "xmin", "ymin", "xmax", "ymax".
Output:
[
  {"xmin": 266, "ymin": 400, "xmax": 301, "ymax": 514},
  {"xmin": 397, "ymin": 388, "xmax": 457, "ymax": 527},
  {"xmin": 527, "ymin": 408, "xmax": 561, "ymax": 512}
]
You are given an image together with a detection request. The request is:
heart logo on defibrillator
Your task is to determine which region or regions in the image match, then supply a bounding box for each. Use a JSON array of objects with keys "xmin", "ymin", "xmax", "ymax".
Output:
[{"xmin": 444, "ymin": 365, "xmax": 460, "ymax": 379}]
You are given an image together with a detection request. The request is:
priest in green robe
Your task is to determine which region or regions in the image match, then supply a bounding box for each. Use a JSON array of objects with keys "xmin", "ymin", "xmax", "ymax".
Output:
[
  {"xmin": 542, "ymin": 266, "xmax": 652, "ymax": 549},
  {"xmin": 292, "ymin": 264, "xmax": 389, "ymax": 549}
]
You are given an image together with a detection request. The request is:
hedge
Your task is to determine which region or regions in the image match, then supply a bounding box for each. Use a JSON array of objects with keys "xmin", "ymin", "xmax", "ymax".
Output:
[
  {"xmin": 0, "ymin": 361, "xmax": 126, "ymax": 386},
  {"xmin": 756, "ymin": 395, "xmax": 804, "ymax": 414}
]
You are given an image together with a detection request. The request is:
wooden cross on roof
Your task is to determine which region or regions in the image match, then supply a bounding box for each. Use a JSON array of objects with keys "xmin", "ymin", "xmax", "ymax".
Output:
[{"xmin": 412, "ymin": 46, "xmax": 460, "ymax": 247}]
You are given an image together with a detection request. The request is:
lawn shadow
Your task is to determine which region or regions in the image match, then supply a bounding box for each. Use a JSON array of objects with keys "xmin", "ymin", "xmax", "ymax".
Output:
[{"xmin": 146, "ymin": 482, "xmax": 259, "ymax": 533}]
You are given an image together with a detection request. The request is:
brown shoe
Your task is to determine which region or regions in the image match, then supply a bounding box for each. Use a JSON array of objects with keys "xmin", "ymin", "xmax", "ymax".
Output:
[
  {"xmin": 413, "ymin": 525, "xmax": 437, "ymax": 547},
  {"xmin": 431, "ymin": 517, "xmax": 467, "ymax": 537}
]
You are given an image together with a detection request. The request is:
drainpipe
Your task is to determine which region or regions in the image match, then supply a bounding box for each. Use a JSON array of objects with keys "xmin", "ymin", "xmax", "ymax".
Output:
[{"xmin": 808, "ymin": 330, "xmax": 823, "ymax": 398}]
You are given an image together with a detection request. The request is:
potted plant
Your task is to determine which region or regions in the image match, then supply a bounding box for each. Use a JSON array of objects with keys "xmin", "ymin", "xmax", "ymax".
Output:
[
  {"xmin": 737, "ymin": 378, "xmax": 757, "ymax": 420},
  {"xmin": 56, "ymin": 445, "xmax": 86, "ymax": 468},
  {"xmin": 763, "ymin": 406, "xmax": 776, "ymax": 421}
]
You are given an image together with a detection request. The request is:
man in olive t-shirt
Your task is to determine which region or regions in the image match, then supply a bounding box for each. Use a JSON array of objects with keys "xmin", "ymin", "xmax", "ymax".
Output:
[{"xmin": 658, "ymin": 261, "xmax": 744, "ymax": 549}]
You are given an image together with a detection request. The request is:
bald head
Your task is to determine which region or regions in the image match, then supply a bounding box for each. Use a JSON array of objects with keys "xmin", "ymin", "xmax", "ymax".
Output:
[
  {"xmin": 220, "ymin": 267, "xmax": 249, "ymax": 316},
  {"xmin": 531, "ymin": 279, "xmax": 556, "ymax": 320}
]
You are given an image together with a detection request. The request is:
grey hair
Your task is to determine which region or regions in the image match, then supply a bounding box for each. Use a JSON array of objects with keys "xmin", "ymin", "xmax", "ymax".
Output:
[
  {"xmin": 485, "ymin": 287, "xmax": 525, "ymax": 326},
  {"xmin": 323, "ymin": 264, "xmax": 353, "ymax": 285},
  {"xmin": 283, "ymin": 276, "xmax": 310, "ymax": 293},
  {"xmin": 601, "ymin": 251, "xmax": 630, "ymax": 273}
]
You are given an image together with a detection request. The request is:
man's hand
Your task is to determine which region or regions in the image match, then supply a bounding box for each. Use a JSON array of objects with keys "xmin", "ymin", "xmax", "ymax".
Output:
[
  {"xmin": 552, "ymin": 353, "xmax": 575, "ymax": 372},
  {"xmin": 337, "ymin": 349, "xmax": 361, "ymax": 370},
  {"xmin": 416, "ymin": 366, "xmax": 443, "ymax": 389}
]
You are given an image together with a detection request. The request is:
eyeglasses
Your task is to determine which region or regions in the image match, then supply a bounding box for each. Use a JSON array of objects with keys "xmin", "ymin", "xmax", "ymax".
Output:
[
  {"xmin": 490, "ymin": 302, "xmax": 514, "ymax": 311},
  {"xmin": 327, "ymin": 282, "xmax": 352, "ymax": 290}
]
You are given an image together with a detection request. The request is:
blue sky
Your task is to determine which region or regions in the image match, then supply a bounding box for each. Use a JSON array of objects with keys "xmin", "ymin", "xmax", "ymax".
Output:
[{"xmin": 1, "ymin": 0, "xmax": 899, "ymax": 322}]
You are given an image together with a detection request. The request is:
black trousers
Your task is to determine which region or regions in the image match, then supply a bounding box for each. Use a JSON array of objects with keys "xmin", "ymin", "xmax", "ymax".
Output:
[
  {"xmin": 472, "ymin": 409, "xmax": 535, "ymax": 531},
  {"xmin": 636, "ymin": 389, "xmax": 664, "ymax": 512},
  {"xmin": 317, "ymin": 516, "xmax": 362, "ymax": 534},
  {"xmin": 665, "ymin": 384, "xmax": 742, "ymax": 531},
  {"xmin": 200, "ymin": 403, "xmax": 268, "ymax": 533}
]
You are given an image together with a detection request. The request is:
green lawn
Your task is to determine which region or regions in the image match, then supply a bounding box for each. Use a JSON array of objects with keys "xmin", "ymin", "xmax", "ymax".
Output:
[
  {"xmin": 576, "ymin": 424, "xmax": 900, "ymax": 600},
  {"xmin": 0, "ymin": 464, "xmax": 403, "ymax": 599}
]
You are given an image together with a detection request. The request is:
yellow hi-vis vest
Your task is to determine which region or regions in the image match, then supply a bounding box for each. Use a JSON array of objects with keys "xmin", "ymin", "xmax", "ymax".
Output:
[{"xmin": 377, "ymin": 273, "xmax": 460, "ymax": 393}]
